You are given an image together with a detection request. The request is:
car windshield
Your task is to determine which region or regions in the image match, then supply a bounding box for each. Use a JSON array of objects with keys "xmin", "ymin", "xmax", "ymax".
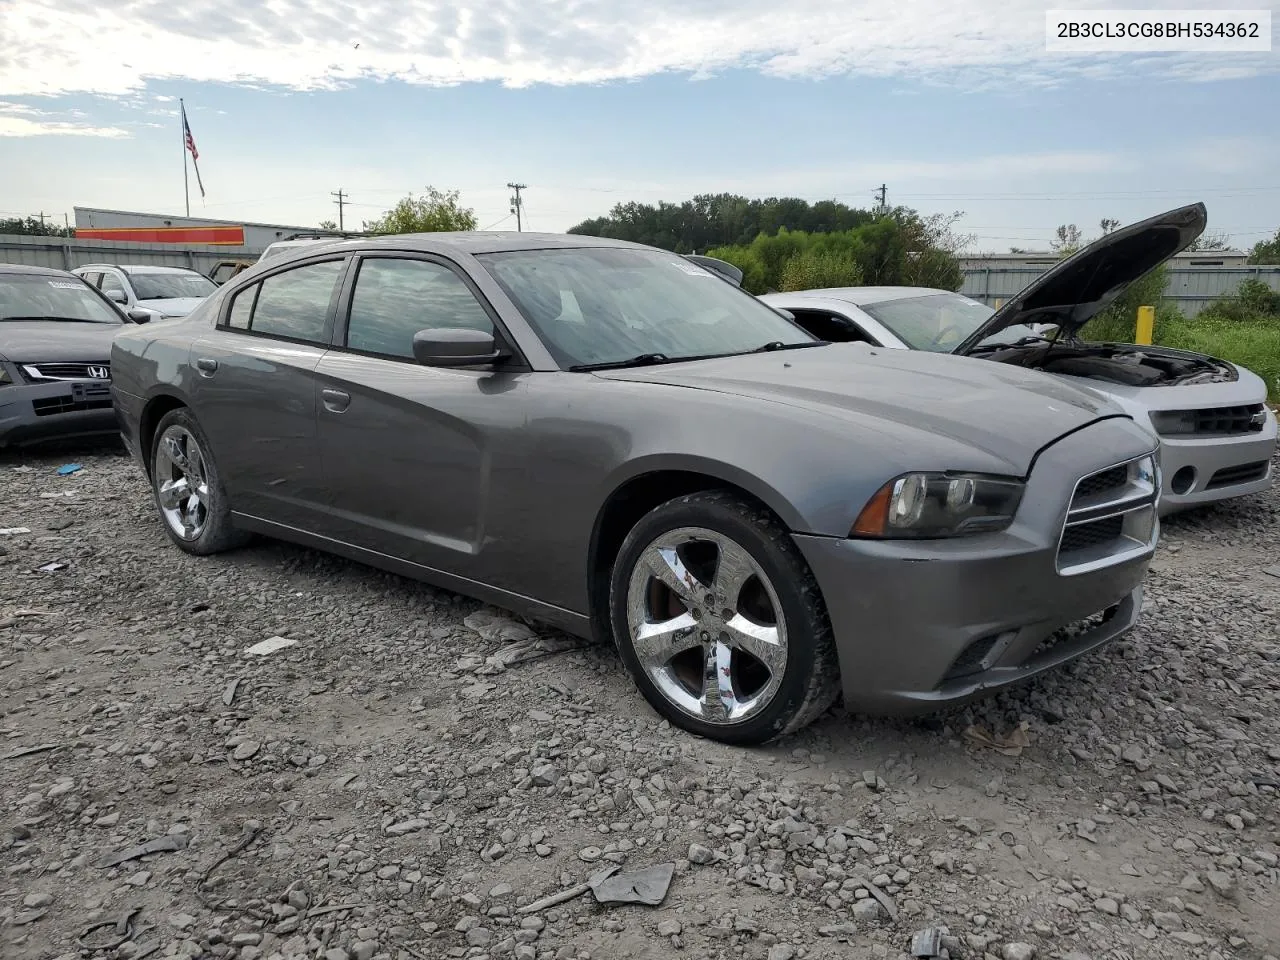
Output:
[
  {"xmin": 0, "ymin": 273, "xmax": 122, "ymax": 323},
  {"xmin": 859, "ymin": 292, "xmax": 1042, "ymax": 352},
  {"xmin": 476, "ymin": 247, "xmax": 817, "ymax": 368},
  {"xmin": 131, "ymin": 271, "xmax": 217, "ymax": 300}
]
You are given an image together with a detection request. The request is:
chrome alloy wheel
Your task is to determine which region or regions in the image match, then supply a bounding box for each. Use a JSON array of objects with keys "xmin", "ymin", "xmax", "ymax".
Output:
[
  {"xmin": 625, "ymin": 526, "xmax": 788, "ymax": 725},
  {"xmin": 154, "ymin": 424, "xmax": 211, "ymax": 541}
]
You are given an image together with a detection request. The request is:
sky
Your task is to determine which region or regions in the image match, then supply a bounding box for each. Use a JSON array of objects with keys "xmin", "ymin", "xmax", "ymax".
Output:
[{"xmin": 1, "ymin": 0, "xmax": 1278, "ymax": 253}]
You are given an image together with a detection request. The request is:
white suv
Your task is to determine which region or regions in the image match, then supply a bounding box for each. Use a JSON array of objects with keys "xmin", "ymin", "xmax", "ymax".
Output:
[{"xmin": 72, "ymin": 264, "xmax": 217, "ymax": 322}]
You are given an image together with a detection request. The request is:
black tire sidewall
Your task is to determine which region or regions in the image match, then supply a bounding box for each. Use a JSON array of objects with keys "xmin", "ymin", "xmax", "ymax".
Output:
[
  {"xmin": 609, "ymin": 493, "xmax": 827, "ymax": 745},
  {"xmin": 149, "ymin": 408, "xmax": 235, "ymax": 554}
]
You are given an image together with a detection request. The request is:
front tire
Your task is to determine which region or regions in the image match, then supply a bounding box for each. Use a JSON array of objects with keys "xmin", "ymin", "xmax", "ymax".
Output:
[
  {"xmin": 150, "ymin": 408, "xmax": 248, "ymax": 555},
  {"xmin": 609, "ymin": 490, "xmax": 840, "ymax": 745}
]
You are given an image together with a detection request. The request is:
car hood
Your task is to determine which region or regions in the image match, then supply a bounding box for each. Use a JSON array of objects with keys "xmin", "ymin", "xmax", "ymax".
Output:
[
  {"xmin": 137, "ymin": 297, "xmax": 205, "ymax": 316},
  {"xmin": 596, "ymin": 344, "xmax": 1123, "ymax": 475},
  {"xmin": 954, "ymin": 202, "xmax": 1208, "ymax": 355},
  {"xmin": 0, "ymin": 320, "xmax": 123, "ymax": 362}
]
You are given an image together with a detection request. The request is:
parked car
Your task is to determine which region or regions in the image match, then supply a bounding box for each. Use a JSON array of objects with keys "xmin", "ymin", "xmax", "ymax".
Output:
[
  {"xmin": 0, "ymin": 264, "xmax": 148, "ymax": 448},
  {"xmin": 72, "ymin": 264, "xmax": 217, "ymax": 322},
  {"xmin": 761, "ymin": 204, "xmax": 1277, "ymax": 515},
  {"xmin": 110, "ymin": 232, "xmax": 1160, "ymax": 744},
  {"xmin": 207, "ymin": 260, "xmax": 256, "ymax": 286}
]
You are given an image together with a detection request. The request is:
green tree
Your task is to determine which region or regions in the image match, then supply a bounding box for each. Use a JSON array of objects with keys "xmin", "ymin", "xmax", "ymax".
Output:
[
  {"xmin": 1051, "ymin": 224, "xmax": 1083, "ymax": 256},
  {"xmin": 1249, "ymin": 228, "xmax": 1280, "ymax": 265},
  {"xmin": 317, "ymin": 219, "xmax": 338, "ymax": 231},
  {"xmin": 1187, "ymin": 230, "xmax": 1231, "ymax": 252},
  {"xmin": 363, "ymin": 187, "xmax": 478, "ymax": 234},
  {"xmin": 779, "ymin": 250, "xmax": 863, "ymax": 292},
  {"xmin": 0, "ymin": 216, "xmax": 73, "ymax": 237}
]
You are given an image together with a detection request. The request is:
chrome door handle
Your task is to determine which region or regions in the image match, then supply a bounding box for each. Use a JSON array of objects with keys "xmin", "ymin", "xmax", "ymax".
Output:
[
  {"xmin": 194, "ymin": 357, "xmax": 218, "ymax": 376},
  {"xmin": 322, "ymin": 388, "xmax": 351, "ymax": 413}
]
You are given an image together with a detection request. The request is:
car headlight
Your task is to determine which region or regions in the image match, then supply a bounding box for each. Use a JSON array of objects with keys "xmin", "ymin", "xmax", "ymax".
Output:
[
  {"xmin": 1148, "ymin": 410, "xmax": 1197, "ymax": 437},
  {"xmin": 851, "ymin": 472, "xmax": 1025, "ymax": 538}
]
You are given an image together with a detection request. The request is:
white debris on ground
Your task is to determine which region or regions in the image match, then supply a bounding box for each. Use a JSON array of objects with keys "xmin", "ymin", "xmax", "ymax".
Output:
[{"xmin": 1, "ymin": 445, "xmax": 1278, "ymax": 960}]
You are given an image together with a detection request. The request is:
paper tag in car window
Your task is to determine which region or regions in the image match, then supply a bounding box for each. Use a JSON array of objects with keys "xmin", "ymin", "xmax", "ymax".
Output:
[
  {"xmin": 184, "ymin": 276, "xmax": 207, "ymax": 282},
  {"xmin": 48, "ymin": 280, "xmax": 84, "ymax": 290},
  {"xmin": 668, "ymin": 261, "xmax": 713, "ymax": 277}
]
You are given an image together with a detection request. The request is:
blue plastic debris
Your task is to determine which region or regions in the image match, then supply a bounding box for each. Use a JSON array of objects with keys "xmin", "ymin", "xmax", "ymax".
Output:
[{"xmin": 57, "ymin": 464, "xmax": 83, "ymax": 476}]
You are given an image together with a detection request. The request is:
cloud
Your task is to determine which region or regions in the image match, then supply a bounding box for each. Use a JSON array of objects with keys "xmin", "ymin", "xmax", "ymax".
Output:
[
  {"xmin": 0, "ymin": 0, "xmax": 1275, "ymax": 101},
  {"xmin": 0, "ymin": 100, "xmax": 128, "ymax": 137}
]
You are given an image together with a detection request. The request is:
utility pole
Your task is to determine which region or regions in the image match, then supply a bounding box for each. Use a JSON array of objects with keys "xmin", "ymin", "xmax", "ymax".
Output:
[
  {"xmin": 507, "ymin": 183, "xmax": 526, "ymax": 231},
  {"xmin": 331, "ymin": 189, "xmax": 348, "ymax": 231},
  {"xmin": 37, "ymin": 211, "xmax": 48, "ymax": 229},
  {"xmin": 874, "ymin": 184, "xmax": 887, "ymax": 215}
]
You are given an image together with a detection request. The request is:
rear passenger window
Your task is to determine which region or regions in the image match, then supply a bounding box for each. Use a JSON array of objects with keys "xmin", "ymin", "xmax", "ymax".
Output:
[
  {"xmin": 227, "ymin": 285, "xmax": 255, "ymax": 329},
  {"xmin": 243, "ymin": 260, "xmax": 343, "ymax": 343},
  {"xmin": 346, "ymin": 258, "xmax": 493, "ymax": 359}
]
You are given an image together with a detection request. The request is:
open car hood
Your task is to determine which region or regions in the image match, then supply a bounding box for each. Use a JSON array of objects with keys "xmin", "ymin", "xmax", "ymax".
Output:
[{"xmin": 954, "ymin": 202, "xmax": 1207, "ymax": 355}]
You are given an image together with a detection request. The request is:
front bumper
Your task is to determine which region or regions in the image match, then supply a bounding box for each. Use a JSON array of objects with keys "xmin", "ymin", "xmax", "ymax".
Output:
[
  {"xmin": 1153, "ymin": 419, "xmax": 1277, "ymax": 514},
  {"xmin": 795, "ymin": 417, "xmax": 1158, "ymax": 715},
  {"xmin": 0, "ymin": 379, "xmax": 118, "ymax": 448}
]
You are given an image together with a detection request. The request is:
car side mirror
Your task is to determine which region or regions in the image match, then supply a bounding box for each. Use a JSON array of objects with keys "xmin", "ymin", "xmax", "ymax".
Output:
[
  {"xmin": 412, "ymin": 328, "xmax": 508, "ymax": 367},
  {"xmin": 774, "ymin": 307, "xmax": 796, "ymax": 321},
  {"xmin": 126, "ymin": 309, "xmax": 152, "ymax": 324},
  {"xmin": 107, "ymin": 289, "xmax": 128, "ymax": 304}
]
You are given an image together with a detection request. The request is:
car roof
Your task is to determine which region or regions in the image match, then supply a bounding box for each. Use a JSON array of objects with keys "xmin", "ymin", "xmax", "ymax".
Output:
[
  {"xmin": 0, "ymin": 263, "xmax": 79, "ymax": 279},
  {"xmin": 75, "ymin": 264, "xmax": 205, "ymax": 275},
  {"xmin": 767, "ymin": 286, "xmax": 954, "ymax": 307}
]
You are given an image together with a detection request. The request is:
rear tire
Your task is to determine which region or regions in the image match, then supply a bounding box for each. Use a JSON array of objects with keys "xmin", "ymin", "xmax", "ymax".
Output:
[
  {"xmin": 608, "ymin": 490, "xmax": 840, "ymax": 745},
  {"xmin": 150, "ymin": 408, "xmax": 248, "ymax": 555}
]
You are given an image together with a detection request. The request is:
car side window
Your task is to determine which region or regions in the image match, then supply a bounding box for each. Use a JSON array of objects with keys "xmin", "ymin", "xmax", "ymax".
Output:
[
  {"xmin": 100, "ymin": 272, "xmax": 126, "ymax": 299},
  {"xmin": 787, "ymin": 308, "xmax": 877, "ymax": 345},
  {"xmin": 245, "ymin": 260, "xmax": 343, "ymax": 343},
  {"xmin": 227, "ymin": 284, "xmax": 256, "ymax": 329},
  {"xmin": 345, "ymin": 258, "xmax": 493, "ymax": 359}
]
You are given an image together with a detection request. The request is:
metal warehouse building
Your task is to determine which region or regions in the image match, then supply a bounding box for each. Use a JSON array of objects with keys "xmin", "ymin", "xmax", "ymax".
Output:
[{"xmin": 73, "ymin": 207, "xmax": 319, "ymax": 252}]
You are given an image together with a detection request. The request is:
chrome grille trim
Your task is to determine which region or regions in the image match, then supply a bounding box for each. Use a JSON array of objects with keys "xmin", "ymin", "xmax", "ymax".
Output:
[
  {"xmin": 21, "ymin": 362, "xmax": 111, "ymax": 382},
  {"xmin": 1056, "ymin": 452, "xmax": 1161, "ymax": 577}
]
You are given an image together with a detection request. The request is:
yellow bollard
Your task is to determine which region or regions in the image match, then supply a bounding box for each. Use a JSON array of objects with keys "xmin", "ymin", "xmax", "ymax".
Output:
[{"xmin": 1135, "ymin": 305, "xmax": 1155, "ymax": 345}]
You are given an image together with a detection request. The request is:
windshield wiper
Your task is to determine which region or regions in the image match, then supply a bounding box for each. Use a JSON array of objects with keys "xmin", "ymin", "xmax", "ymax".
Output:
[
  {"xmin": 967, "ymin": 335, "xmax": 1052, "ymax": 353},
  {"xmin": 568, "ymin": 352, "xmax": 673, "ymax": 372},
  {"xmin": 746, "ymin": 340, "xmax": 827, "ymax": 354}
]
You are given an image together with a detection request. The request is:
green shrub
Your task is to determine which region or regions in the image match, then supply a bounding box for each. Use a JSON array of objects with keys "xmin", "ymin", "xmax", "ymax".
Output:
[
  {"xmin": 779, "ymin": 250, "xmax": 864, "ymax": 292},
  {"xmin": 1157, "ymin": 315, "xmax": 1280, "ymax": 401},
  {"xmin": 1199, "ymin": 278, "xmax": 1280, "ymax": 324}
]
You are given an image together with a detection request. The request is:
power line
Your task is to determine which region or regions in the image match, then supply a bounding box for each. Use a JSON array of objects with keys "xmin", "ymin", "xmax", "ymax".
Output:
[
  {"xmin": 507, "ymin": 183, "xmax": 527, "ymax": 232},
  {"xmin": 331, "ymin": 189, "xmax": 348, "ymax": 230},
  {"xmin": 481, "ymin": 213, "xmax": 514, "ymax": 231}
]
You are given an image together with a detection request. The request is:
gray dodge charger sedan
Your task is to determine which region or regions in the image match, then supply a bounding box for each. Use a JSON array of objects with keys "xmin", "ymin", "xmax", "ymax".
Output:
[{"xmin": 110, "ymin": 232, "xmax": 1161, "ymax": 744}]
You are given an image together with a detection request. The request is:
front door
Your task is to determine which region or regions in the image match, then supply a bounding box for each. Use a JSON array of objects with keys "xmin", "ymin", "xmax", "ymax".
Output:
[
  {"xmin": 314, "ymin": 254, "xmax": 530, "ymax": 583},
  {"xmin": 189, "ymin": 256, "xmax": 348, "ymax": 528}
]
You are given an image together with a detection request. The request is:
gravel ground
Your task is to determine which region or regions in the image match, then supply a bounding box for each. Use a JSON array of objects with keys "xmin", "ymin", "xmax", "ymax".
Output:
[{"xmin": 2, "ymin": 442, "xmax": 1278, "ymax": 960}]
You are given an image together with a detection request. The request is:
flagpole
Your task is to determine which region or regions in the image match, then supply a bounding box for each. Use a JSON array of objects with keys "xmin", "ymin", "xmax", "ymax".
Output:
[{"xmin": 181, "ymin": 98, "xmax": 189, "ymax": 217}]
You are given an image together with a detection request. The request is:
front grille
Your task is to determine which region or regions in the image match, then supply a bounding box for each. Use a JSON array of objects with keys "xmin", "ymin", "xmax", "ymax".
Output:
[
  {"xmin": 1073, "ymin": 465, "xmax": 1127, "ymax": 500},
  {"xmin": 1169, "ymin": 404, "xmax": 1266, "ymax": 436},
  {"xmin": 30, "ymin": 380, "xmax": 113, "ymax": 417},
  {"xmin": 1057, "ymin": 456, "xmax": 1160, "ymax": 576},
  {"xmin": 1059, "ymin": 514, "xmax": 1124, "ymax": 552},
  {"xmin": 1206, "ymin": 461, "xmax": 1270, "ymax": 490},
  {"xmin": 21, "ymin": 362, "xmax": 111, "ymax": 382}
]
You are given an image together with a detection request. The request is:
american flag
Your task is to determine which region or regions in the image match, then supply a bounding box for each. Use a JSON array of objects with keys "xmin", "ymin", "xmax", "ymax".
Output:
[{"xmin": 181, "ymin": 101, "xmax": 206, "ymax": 198}]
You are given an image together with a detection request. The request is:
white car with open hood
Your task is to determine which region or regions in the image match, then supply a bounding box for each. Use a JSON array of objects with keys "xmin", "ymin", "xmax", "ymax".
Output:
[{"xmin": 760, "ymin": 203, "xmax": 1277, "ymax": 515}]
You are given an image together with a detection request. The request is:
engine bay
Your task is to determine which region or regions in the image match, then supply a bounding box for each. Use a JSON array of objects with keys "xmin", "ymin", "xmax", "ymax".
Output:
[{"xmin": 978, "ymin": 341, "xmax": 1237, "ymax": 388}]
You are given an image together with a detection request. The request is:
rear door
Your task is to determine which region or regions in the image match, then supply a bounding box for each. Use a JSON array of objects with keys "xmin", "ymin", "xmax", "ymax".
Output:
[
  {"xmin": 313, "ymin": 252, "xmax": 531, "ymax": 583},
  {"xmin": 189, "ymin": 255, "xmax": 350, "ymax": 528}
]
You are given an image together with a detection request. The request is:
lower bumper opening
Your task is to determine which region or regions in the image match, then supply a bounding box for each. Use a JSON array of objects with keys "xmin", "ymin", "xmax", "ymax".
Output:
[
  {"xmin": 1206, "ymin": 460, "xmax": 1269, "ymax": 491},
  {"xmin": 940, "ymin": 603, "xmax": 1122, "ymax": 686}
]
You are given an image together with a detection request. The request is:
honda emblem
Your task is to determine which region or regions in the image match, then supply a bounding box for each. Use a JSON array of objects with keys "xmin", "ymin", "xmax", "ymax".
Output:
[{"xmin": 86, "ymin": 365, "xmax": 109, "ymax": 379}]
